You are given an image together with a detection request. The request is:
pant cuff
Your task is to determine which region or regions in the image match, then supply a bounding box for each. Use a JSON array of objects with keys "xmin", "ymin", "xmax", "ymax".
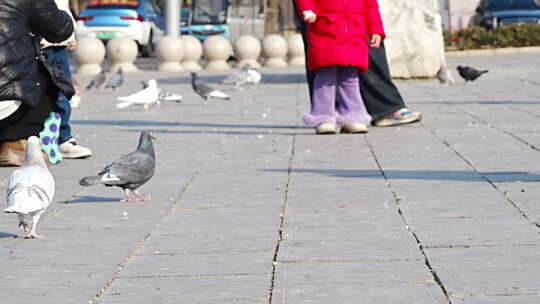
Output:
[{"xmin": 301, "ymin": 114, "xmax": 337, "ymax": 126}]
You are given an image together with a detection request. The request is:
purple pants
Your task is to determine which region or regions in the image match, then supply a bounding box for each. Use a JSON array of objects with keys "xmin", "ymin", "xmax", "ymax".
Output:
[{"xmin": 302, "ymin": 66, "xmax": 371, "ymax": 126}]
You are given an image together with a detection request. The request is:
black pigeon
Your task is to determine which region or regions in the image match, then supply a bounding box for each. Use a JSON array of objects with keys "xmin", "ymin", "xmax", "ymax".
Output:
[
  {"xmin": 86, "ymin": 69, "xmax": 106, "ymax": 90},
  {"xmin": 105, "ymin": 68, "xmax": 124, "ymax": 90},
  {"xmin": 191, "ymin": 72, "xmax": 230, "ymax": 102},
  {"xmin": 79, "ymin": 131, "xmax": 156, "ymax": 202},
  {"xmin": 457, "ymin": 66, "xmax": 488, "ymax": 82}
]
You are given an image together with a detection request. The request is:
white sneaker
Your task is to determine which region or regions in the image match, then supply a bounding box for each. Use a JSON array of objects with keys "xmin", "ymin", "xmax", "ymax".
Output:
[
  {"xmin": 315, "ymin": 122, "xmax": 337, "ymax": 135},
  {"xmin": 59, "ymin": 139, "xmax": 92, "ymax": 159},
  {"xmin": 341, "ymin": 122, "xmax": 368, "ymax": 134}
]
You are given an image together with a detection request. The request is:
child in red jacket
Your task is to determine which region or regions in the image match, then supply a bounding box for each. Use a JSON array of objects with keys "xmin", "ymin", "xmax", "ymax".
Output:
[{"xmin": 296, "ymin": 0, "xmax": 386, "ymax": 134}]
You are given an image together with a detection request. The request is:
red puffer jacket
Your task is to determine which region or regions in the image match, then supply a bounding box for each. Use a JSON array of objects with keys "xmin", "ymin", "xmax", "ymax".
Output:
[{"xmin": 295, "ymin": 0, "xmax": 386, "ymax": 72}]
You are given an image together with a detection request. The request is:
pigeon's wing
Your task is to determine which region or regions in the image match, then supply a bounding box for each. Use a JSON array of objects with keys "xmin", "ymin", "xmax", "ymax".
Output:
[
  {"xmin": 117, "ymin": 87, "xmax": 159, "ymax": 104},
  {"xmin": 106, "ymin": 74, "xmax": 121, "ymax": 87},
  {"xmin": 6, "ymin": 166, "xmax": 54, "ymax": 213},
  {"xmin": 99, "ymin": 152, "xmax": 155, "ymax": 185},
  {"xmin": 194, "ymin": 81, "xmax": 215, "ymax": 96}
]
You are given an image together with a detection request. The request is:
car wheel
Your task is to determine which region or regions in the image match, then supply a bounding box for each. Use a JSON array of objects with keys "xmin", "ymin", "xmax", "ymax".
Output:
[{"xmin": 140, "ymin": 32, "xmax": 154, "ymax": 57}]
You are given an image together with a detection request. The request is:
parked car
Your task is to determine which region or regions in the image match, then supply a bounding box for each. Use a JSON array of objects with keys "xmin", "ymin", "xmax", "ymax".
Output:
[
  {"xmin": 180, "ymin": 8, "xmax": 191, "ymax": 35},
  {"xmin": 76, "ymin": 0, "xmax": 165, "ymax": 57},
  {"xmin": 475, "ymin": 0, "xmax": 540, "ymax": 29},
  {"xmin": 188, "ymin": 0, "xmax": 230, "ymax": 41}
]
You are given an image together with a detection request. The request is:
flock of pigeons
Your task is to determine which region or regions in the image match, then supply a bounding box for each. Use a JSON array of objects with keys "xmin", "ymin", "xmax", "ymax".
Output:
[
  {"xmin": 4, "ymin": 64, "xmax": 262, "ymax": 239},
  {"xmin": 3, "ymin": 62, "xmax": 487, "ymax": 239}
]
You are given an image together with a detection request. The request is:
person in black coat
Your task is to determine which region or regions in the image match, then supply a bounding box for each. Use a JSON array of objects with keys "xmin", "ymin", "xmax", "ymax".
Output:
[{"xmin": 0, "ymin": 0, "xmax": 75, "ymax": 166}]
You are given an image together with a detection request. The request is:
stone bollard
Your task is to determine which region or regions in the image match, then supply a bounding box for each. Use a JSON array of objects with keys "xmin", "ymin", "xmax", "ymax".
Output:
[
  {"xmin": 73, "ymin": 37, "xmax": 105, "ymax": 75},
  {"xmin": 156, "ymin": 36, "xmax": 184, "ymax": 72},
  {"xmin": 106, "ymin": 37, "xmax": 138, "ymax": 72},
  {"xmin": 234, "ymin": 35, "xmax": 261, "ymax": 69},
  {"xmin": 263, "ymin": 34, "xmax": 288, "ymax": 67},
  {"xmin": 203, "ymin": 35, "xmax": 232, "ymax": 71},
  {"xmin": 180, "ymin": 35, "xmax": 203, "ymax": 72},
  {"xmin": 287, "ymin": 34, "xmax": 305, "ymax": 67}
]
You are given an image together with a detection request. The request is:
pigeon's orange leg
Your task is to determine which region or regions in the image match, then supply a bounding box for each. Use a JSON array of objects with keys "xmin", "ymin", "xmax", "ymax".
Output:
[
  {"xmin": 134, "ymin": 190, "xmax": 151, "ymax": 201},
  {"xmin": 120, "ymin": 189, "xmax": 134, "ymax": 202}
]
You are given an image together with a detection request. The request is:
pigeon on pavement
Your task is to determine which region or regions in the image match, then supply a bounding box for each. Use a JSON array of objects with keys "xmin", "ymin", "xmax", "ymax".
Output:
[
  {"xmin": 457, "ymin": 65, "xmax": 488, "ymax": 82},
  {"xmin": 234, "ymin": 66, "xmax": 261, "ymax": 90},
  {"xmin": 141, "ymin": 80, "xmax": 182, "ymax": 103},
  {"xmin": 86, "ymin": 69, "xmax": 106, "ymax": 90},
  {"xmin": 191, "ymin": 72, "xmax": 230, "ymax": 102},
  {"xmin": 436, "ymin": 66, "xmax": 455, "ymax": 86},
  {"xmin": 4, "ymin": 136, "xmax": 54, "ymax": 239},
  {"xmin": 116, "ymin": 79, "xmax": 160, "ymax": 110},
  {"xmin": 79, "ymin": 131, "xmax": 156, "ymax": 202},
  {"xmin": 105, "ymin": 68, "xmax": 124, "ymax": 90}
]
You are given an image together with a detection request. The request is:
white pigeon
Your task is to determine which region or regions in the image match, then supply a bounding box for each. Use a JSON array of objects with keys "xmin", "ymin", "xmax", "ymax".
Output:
[
  {"xmin": 116, "ymin": 79, "xmax": 160, "ymax": 110},
  {"xmin": 4, "ymin": 136, "xmax": 54, "ymax": 239},
  {"xmin": 141, "ymin": 80, "xmax": 182, "ymax": 103},
  {"xmin": 234, "ymin": 66, "xmax": 262, "ymax": 90}
]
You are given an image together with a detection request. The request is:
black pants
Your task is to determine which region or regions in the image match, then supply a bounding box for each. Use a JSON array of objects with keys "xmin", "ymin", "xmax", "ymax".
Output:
[
  {"xmin": 0, "ymin": 74, "xmax": 56, "ymax": 142},
  {"xmin": 301, "ymin": 25, "xmax": 406, "ymax": 121}
]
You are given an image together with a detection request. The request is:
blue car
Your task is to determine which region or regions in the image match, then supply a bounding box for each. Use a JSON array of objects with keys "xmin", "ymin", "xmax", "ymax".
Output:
[
  {"xmin": 476, "ymin": 0, "xmax": 540, "ymax": 29},
  {"xmin": 76, "ymin": 0, "xmax": 165, "ymax": 57},
  {"xmin": 188, "ymin": 0, "xmax": 230, "ymax": 41}
]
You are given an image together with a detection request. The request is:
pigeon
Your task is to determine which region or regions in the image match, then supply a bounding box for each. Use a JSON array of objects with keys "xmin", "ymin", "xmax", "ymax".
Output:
[
  {"xmin": 457, "ymin": 65, "xmax": 488, "ymax": 82},
  {"xmin": 191, "ymin": 72, "xmax": 230, "ymax": 102},
  {"xmin": 234, "ymin": 64, "xmax": 262, "ymax": 90},
  {"xmin": 141, "ymin": 80, "xmax": 182, "ymax": 103},
  {"xmin": 4, "ymin": 136, "xmax": 54, "ymax": 239},
  {"xmin": 86, "ymin": 69, "xmax": 106, "ymax": 90},
  {"xmin": 105, "ymin": 68, "xmax": 124, "ymax": 90},
  {"xmin": 220, "ymin": 64, "xmax": 249, "ymax": 84},
  {"xmin": 79, "ymin": 131, "xmax": 156, "ymax": 202},
  {"xmin": 436, "ymin": 66, "xmax": 455, "ymax": 86},
  {"xmin": 116, "ymin": 79, "xmax": 160, "ymax": 110}
]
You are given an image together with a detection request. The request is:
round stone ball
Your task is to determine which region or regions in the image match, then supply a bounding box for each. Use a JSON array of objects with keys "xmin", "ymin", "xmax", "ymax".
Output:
[
  {"xmin": 234, "ymin": 35, "xmax": 262, "ymax": 60},
  {"xmin": 106, "ymin": 37, "xmax": 138, "ymax": 64},
  {"xmin": 181, "ymin": 35, "xmax": 203, "ymax": 62},
  {"xmin": 287, "ymin": 34, "xmax": 305, "ymax": 58},
  {"xmin": 73, "ymin": 37, "xmax": 105, "ymax": 65},
  {"xmin": 263, "ymin": 34, "xmax": 288, "ymax": 59},
  {"xmin": 203, "ymin": 35, "xmax": 233, "ymax": 62},
  {"xmin": 157, "ymin": 36, "xmax": 184, "ymax": 62}
]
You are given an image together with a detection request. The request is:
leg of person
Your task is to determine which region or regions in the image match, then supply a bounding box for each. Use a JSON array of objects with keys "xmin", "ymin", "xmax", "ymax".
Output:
[
  {"xmin": 44, "ymin": 47, "xmax": 92, "ymax": 158},
  {"xmin": 361, "ymin": 43, "xmax": 422, "ymax": 126},
  {"xmin": 299, "ymin": 22, "xmax": 316, "ymax": 105},
  {"xmin": 0, "ymin": 93, "xmax": 55, "ymax": 166},
  {"xmin": 335, "ymin": 66, "xmax": 370, "ymax": 133},
  {"xmin": 302, "ymin": 66, "xmax": 338, "ymax": 134}
]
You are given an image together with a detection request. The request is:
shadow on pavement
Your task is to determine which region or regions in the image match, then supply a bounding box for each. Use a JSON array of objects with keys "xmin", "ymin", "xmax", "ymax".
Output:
[
  {"xmin": 263, "ymin": 168, "xmax": 540, "ymax": 182},
  {"xmin": 0, "ymin": 232, "xmax": 17, "ymax": 239},
  {"xmin": 414, "ymin": 100, "xmax": 540, "ymax": 105},
  {"xmin": 68, "ymin": 196, "xmax": 120, "ymax": 204}
]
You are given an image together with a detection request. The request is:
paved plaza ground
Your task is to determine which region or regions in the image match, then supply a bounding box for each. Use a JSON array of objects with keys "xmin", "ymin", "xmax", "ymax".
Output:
[{"xmin": 1, "ymin": 51, "xmax": 540, "ymax": 303}]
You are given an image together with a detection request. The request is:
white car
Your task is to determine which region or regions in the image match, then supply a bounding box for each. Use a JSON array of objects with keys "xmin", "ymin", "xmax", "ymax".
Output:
[{"xmin": 76, "ymin": 0, "xmax": 165, "ymax": 57}]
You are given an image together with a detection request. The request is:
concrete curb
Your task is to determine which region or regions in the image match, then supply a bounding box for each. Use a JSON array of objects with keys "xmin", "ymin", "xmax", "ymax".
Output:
[{"xmin": 446, "ymin": 46, "xmax": 540, "ymax": 57}]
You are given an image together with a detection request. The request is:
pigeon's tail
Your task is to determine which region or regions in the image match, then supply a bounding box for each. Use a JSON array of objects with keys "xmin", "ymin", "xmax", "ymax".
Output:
[
  {"xmin": 209, "ymin": 90, "xmax": 230, "ymax": 100},
  {"xmin": 480, "ymin": 70, "xmax": 489, "ymax": 75},
  {"xmin": 116, "ymin": 100, "xmax": 133, "ymax": 109},
  {"xmin": 3, "ymin": 206, "xmax": 17, "ymax": 213},
  {"xmin": 79, "ymin": 176, "xmax": 102, "ymax": 186}
]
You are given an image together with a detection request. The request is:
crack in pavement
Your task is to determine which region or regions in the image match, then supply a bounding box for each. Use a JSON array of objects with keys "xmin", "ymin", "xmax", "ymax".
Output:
[{"xmin": 364, "ymin": 136, "xmax": 453, "ymax": 304}]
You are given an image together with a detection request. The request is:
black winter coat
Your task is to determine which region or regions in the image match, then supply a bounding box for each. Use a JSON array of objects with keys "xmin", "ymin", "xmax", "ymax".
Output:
[{"xmin": 0, "ymin": 0, "xmax": 75, "ymax": 107}]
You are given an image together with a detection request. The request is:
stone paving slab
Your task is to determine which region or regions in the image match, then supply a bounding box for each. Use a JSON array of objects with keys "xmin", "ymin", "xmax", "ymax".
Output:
[{"xmin": 1, "ymin": 52, "xmax": 540, "ymax": 303}]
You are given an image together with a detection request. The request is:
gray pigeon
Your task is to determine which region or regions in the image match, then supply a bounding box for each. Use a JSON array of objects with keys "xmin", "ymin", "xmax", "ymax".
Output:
[
  {"xmin": 436, "ymin": 66, "xmax": 455, "ymax": 86},
  {"xmin": 4, "ymin": 136, "xmax": 54, "ymax": 239},
  {"xmin": 105, "ymin": 68, "xmax": 124, "ymax": 90},
  {"xmin": 79, "ymin": 131, "xmax": 156, "ymax": 202},
  {"xmin": 191, "ymin": 72, "xmax": 230, "ymax": 102},
  {"xmin": 86, "ymin": 69, "xmax": 106, "ymax": 90}
]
